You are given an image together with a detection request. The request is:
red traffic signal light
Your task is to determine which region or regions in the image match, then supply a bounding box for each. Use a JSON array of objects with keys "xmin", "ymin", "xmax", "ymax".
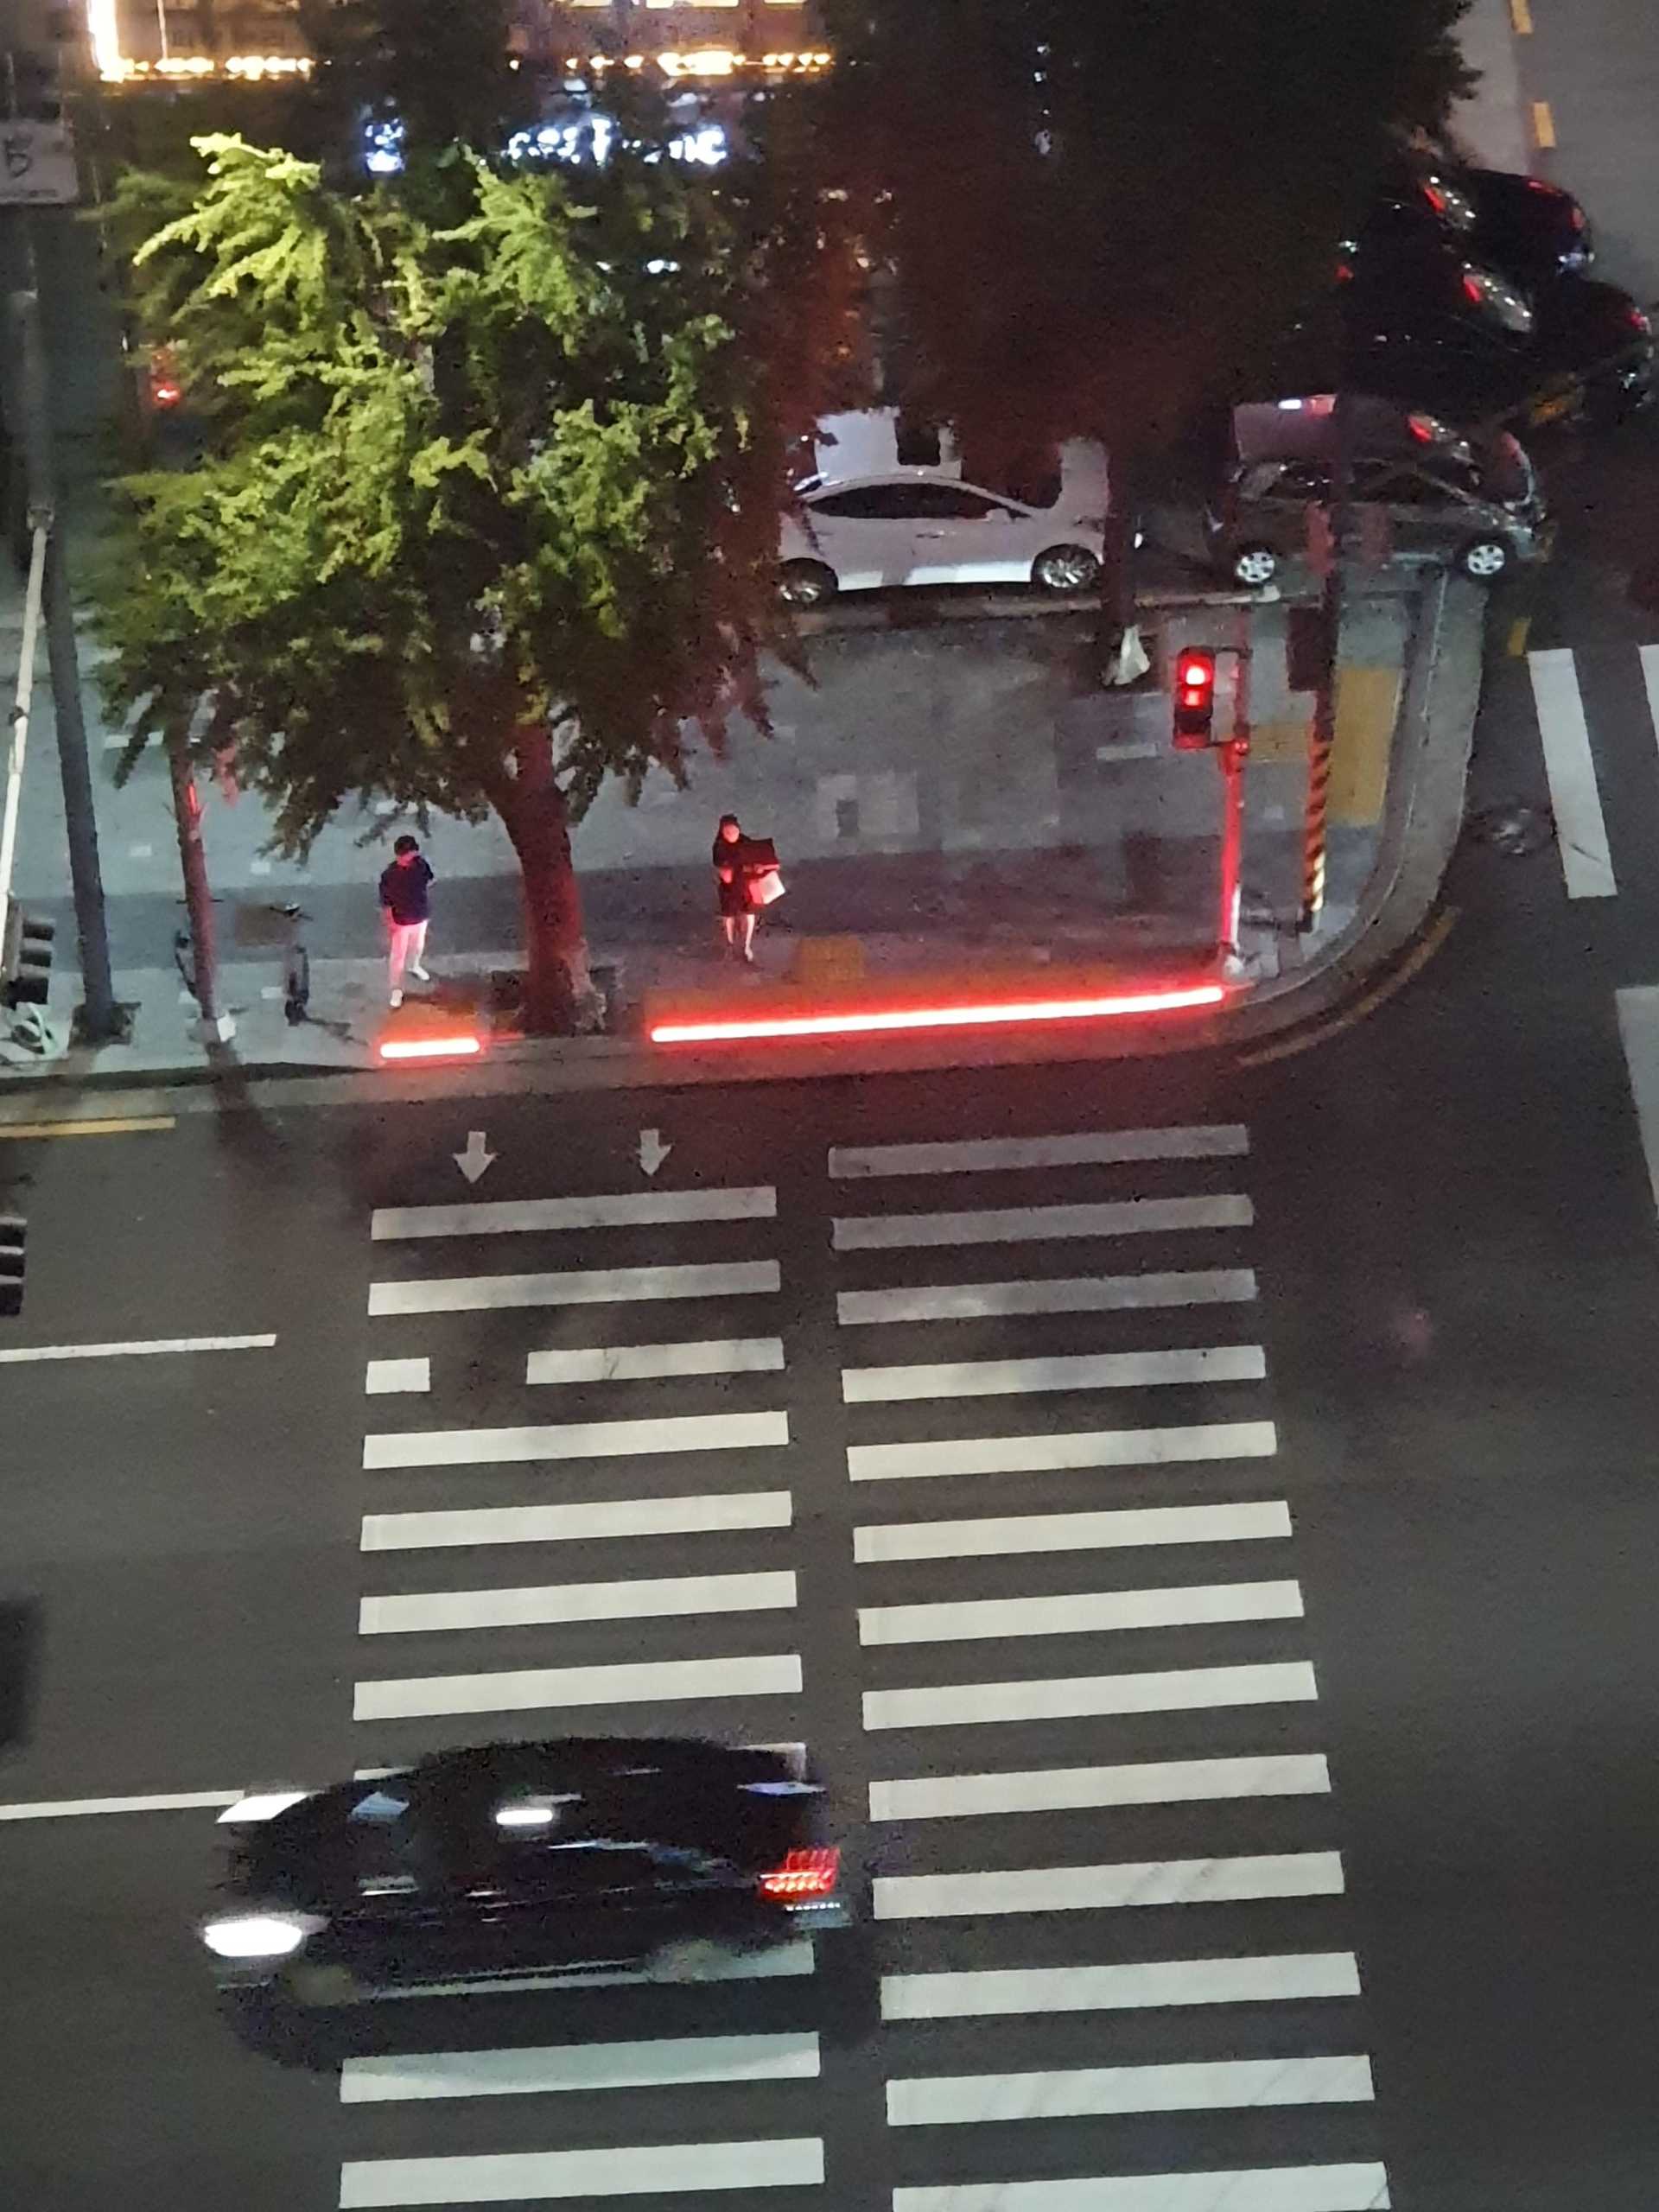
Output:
[{"xmin": 1173, "ymin": 649, "xmax": 1217, "ymax": 748}]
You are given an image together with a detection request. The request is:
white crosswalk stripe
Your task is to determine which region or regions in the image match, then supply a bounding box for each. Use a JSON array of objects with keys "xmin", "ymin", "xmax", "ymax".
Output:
[
  {"xmin": 340, "ymin": 2140, "xmax": 825, "ymax": 2208},
  {"xmin": 858, "ymin": 1579, "xmax": 1303, "ymax": 1646},
  {"xmin": 870, "ymin": 1754, "xmax": 1331, "ymax": 1821},
  {"xmin": 342, "ymin": 2031, "xmax": 822, "ymax": 2103},
  {"xmin": 892, "ymin": 2168, "xmax": 1390, "ymax": 2212},
  {"xmin": 875, "ymin": 1852, "xmax": 1345, "ymax": 1921},
  {"xmin": 886, "ymin": 2054, "xmax": 1374, "ymax": 2124},
  {"xmin": 838, "ymin": 1268, "xmax": 1257, "ymax": 1325},
  {"xmin": 880, "ymin": 1952, "xmax": 1363, "ymax": 2020}
]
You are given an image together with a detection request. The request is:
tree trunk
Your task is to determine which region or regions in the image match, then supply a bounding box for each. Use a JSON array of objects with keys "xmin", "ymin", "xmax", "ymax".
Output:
[
  {"xmin": 1093, "ymin": 448, "xmax": 1147, "ymax": 689},
  {"xmin": 166, "ymin": 723, "xmax": 222, "ymax": 1027},
  {"xmin": 493, "ymin": 724, "xmax": 594, "ymax": 1037}
]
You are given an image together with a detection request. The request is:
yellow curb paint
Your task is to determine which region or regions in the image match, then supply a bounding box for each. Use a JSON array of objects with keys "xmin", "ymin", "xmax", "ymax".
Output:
[
  {"xmin": 1532, "ymin": 101, "xmax": 1556, "ymax": 149},
  {"xmin": 1237, "ymin": 906, "xmax": 1459, "ymax": 1068},
  {"xmin": 0, "ymin": 1116, "xmax": 175, "ymax": 1141},
  {"xmin": 1510, "ymin": 0, "xmax": 1533, "ymax": 33},
  {"xmin": 1327, "ymin": 664, "xmax": 1402, "ymax": 828},
  {"xmin": 1508, "ymin": 616, "xmax": 1533, "ymax": 658}
]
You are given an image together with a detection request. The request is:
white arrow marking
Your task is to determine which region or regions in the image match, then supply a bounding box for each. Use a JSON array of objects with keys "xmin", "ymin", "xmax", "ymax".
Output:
[
  {"xmin": 638, "ymin": 1128, "xmax": 672, "ymax": 1177},
  {"xmin": 454, "ymin": 1131, "xmax": 497, "ymax": 1185}
]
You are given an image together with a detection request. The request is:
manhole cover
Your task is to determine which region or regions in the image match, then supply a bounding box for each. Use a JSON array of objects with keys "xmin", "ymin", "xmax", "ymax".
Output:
[{"xmin": 1465, "ymin": 801, "xmax": 1554, "ymax": 856}]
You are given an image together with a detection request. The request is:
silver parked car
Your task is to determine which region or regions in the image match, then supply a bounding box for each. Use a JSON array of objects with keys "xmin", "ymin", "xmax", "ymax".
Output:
[{"xmin": 1206, "ymin": 395, "xmax": 1551, "ymax": 587}]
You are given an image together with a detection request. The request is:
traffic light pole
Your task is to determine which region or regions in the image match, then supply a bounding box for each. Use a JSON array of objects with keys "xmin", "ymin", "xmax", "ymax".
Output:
[
  {"xmin": 1217, "ymin": 633, "xmax": 1252, "ymax": 968},
  {"xmin": 10, "ymin": 285, "xmax": 120, "ymax": 1039}
]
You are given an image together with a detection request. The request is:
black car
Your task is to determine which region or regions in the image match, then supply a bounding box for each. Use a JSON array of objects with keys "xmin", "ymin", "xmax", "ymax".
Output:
[
  {"xmin": 201, "ymin": 1738, "xmax": 847, "ymax": 2006},
  {"xmin": 1282, "ymin": 226, "xmax": 1654, "ymax": 432},
  {"xmin": 1372, "ymin": 150, "xmax": 1595, "ymax": 283}
]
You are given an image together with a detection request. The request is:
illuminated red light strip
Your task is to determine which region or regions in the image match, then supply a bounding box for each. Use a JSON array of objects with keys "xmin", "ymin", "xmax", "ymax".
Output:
[
  {"xmin": 651, "ymin": 982, "xmax": 1226, "ymax": 1046},
  {"xmin": 378, "ymin": 1034, "xmax": 484, "ymax": 1061}
]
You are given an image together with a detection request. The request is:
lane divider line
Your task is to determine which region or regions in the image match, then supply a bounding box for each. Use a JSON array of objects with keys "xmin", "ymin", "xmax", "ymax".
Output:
[
  {"xmin": 0, "ymin": 1116, "xmax": 175, "ymax": 1141},
  {"xmin": 0, "ymin": 1332, "xmax": 276, "ymax": 1365}
]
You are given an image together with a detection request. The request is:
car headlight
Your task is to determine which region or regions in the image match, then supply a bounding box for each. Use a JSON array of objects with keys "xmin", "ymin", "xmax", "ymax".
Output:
[{"xmin": 200, "ymin": 1911, "xmax": 325, "ymax": 1961}]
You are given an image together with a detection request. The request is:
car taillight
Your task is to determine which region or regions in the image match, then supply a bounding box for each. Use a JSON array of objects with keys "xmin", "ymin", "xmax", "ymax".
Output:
[{"xmin": 759, "ymin": 1847, "xmax": 839, "ymax": 1899}]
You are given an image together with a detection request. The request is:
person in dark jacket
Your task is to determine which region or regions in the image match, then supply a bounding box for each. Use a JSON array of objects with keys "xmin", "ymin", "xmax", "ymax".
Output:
[
  {"xmin": 379, "ymin": 834, "xmax": 435, "ymax": 1007},
  {"xmin": 713, "ymin": 813, "xmax": 766, "ymax": 963}
]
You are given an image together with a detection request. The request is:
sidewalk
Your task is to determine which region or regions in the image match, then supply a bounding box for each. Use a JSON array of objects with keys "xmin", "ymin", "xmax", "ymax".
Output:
[{"xmin": 2, "ymin": 551, "xmax": 1420, "ymax": 1077}]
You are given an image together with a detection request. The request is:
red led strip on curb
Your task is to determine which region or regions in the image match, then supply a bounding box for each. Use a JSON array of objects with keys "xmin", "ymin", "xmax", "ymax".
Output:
[
  {"xmin": 651, "ymin": 982, "xmax": 1226, "ymax": 1046},
  {"xmin": 378, "ymin": 1034, "xmax": 484, "ymax": 1062}
]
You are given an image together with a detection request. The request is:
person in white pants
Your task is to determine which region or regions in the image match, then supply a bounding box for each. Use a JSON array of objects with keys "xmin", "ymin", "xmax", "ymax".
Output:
[{"xmin": 379, "ymin": 834, "xmax": 435, "ymax": 1007}]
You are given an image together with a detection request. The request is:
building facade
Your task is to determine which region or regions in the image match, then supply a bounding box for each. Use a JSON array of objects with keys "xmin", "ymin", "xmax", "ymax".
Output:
[{"xmin": 73, "ymin": 0, "xmax": 830, "ymax": 83}]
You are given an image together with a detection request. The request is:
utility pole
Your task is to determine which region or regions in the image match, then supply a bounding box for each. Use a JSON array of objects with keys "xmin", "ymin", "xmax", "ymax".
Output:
[
  {"xmin": 10, "ymin": 286, "xmax": 119, "ymax": 1038},
  {"xmin": 1300, "ymin": 385, "xmax": 1355, "ymax": 933}
]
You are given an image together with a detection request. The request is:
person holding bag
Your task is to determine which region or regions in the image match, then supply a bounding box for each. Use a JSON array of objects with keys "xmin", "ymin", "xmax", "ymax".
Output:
[{"xmin": 712, "ymin": 813, "xmax": 785, "ymax": 963}]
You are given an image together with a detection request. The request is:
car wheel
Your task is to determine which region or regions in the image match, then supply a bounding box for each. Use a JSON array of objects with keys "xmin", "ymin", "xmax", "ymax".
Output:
[
  {"xmin": 1230, "ymin": 544, "xmax": 1279, "ymax": 588},
  {"xmin": 647, "ymin": 1937, "xmax": 728, "ymax": 1983},
  {"xmin": 282, "ymin": 1961, "xmax": 362, "ymax": 2009},
  {"xmin": 1458, "ymin": 537, "xmax": 1511, "ymax": 582},
  {"xmin": 779, "ymin": 559, "xmax": 836, "ymax": 609},
  {"xmin": 1033, "ymin": 544, "xmax": 1102, "ymax": 594}
]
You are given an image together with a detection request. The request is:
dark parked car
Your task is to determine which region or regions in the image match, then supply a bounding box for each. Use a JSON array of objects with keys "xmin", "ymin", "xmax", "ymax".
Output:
[
  {"xmin": 1370, "ymin": 150, "xmax": 1594, "ymax": 283},
  {"xmin": 201, "ymin": 1738, "xmax": 847, "ymax": 2006},
  {"xmin": 1206, "ymin": 395, "xmax": 1550, "ymax": 588},
  {"xmin": 1280, "ymin": 226, "xmax": 1653, "ymax": 432}
]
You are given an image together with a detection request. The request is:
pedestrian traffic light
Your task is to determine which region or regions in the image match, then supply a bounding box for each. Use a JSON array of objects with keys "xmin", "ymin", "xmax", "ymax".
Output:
[
  {"xmin": 0, "ymin": 1216, "xmax": 24, "ymax": 1319},
  {"xmin": 1, "ymin": 908, "xmax": 54, "ymax": 1007},
  {"xmin": 1173, "ymin": 649, "xmax": 1217, "ymax": 748}
]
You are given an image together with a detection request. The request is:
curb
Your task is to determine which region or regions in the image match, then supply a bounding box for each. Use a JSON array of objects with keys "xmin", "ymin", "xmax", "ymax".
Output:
[{"xmin": 0, "ymin": 575, "xmax": 1479, "ymax": 1117}]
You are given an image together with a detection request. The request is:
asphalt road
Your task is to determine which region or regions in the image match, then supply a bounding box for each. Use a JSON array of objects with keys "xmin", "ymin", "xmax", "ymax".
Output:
[{"xmin": 4, "ymin": 805, "xmax": 1659, "ymax": 2212}]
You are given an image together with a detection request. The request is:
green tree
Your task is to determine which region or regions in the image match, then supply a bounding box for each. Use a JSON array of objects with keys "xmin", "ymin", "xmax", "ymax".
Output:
[
  {"xmin": 90, "ymin": 127, "xmax": 862, "ymax": 1030},
  {"xmin": 824, "ymin": 0, "xmax": 1474, "ymax": 669}
]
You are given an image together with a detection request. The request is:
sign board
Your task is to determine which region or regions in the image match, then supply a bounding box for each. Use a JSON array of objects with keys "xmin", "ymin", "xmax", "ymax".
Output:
[{"xmin": 0, "ymin": 121, "xmax": 78, "ymax": 208}]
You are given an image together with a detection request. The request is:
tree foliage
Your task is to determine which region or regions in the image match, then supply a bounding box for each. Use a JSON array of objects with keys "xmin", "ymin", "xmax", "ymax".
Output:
[
  {"xmin": 823, "ymin": 0, "xmax": 1477, "ymax": 632},
  {"xmin": 89, "ymin": 121, "xmax": 864, "ymax": 1027}
]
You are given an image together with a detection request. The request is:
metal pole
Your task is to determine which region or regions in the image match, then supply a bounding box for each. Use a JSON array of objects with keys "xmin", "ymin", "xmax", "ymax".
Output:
[
  {"xmin": 0, "ymin": 521, "xmax": 46, "ymax": 947},
  {"xmin": 1217, "ymin": 635, "xmax": 1250, "ymax": 966},
  {"xmin": 1299, "ymin": 385, "xmax": 1354, "ymax": 932},
  {"xmin": 10, "ymin": 286, "xmax": 119, "ymax": 1036}
]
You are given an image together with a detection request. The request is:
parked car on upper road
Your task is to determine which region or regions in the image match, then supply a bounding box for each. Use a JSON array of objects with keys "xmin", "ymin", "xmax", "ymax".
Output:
[
  {"xmin": 779, "ymin": 460, "xmax": 1109, "ymax": 607},
  {"xmin": 1206, "ymin": 394, "xmax": 1550, "ymax": 587},
  {"xmin": 1370, "ymin": 150, "xmax": 1595, "ymax": 283}
]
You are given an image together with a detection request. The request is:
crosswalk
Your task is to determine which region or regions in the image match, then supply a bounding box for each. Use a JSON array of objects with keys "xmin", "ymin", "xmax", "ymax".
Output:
[
  {"xmin": 332, "ymin": 1123, "xmax": 1389, "ymax": 2212},
  {"xmin": 1526, "ymin": 641, "xmax": 1659, "ymax": 899},
  {"xmin": 833, "ymin": 1126, "xmax": 1389, "ymax": 2212}
]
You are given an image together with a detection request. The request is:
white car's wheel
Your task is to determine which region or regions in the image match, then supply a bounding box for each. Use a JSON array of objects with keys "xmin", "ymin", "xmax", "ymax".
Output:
[
  {"xmin": 1033, "ymin": 544, "xmax": 1102, "ymax": 594},
  {"xmin": 1230, "ymin": 543, "xmax": 1279, "ymax": 588},
  {"xmin": 779, "ymin": 559, "xmax": 837, "ymax": 608},
  {"xmin": 1458, "ymin": 537, "xmax": 1511, "ymax": 582}
]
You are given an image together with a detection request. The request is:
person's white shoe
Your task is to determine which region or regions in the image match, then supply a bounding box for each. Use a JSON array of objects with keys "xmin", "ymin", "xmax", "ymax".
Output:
[
  {"xmin": 390, "ymin": 988, "xmax": 404, "ymax": 1008},
  {"xmin": 410, "ymin": 963, "xmax": 430, "ymax": 982}
]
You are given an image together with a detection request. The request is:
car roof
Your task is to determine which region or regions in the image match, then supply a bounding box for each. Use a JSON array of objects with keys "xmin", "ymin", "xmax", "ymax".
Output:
[
  {"xmin": 800, "ymin": 469, "xmax": 1042, "ymax": 512},
  {"xmin": 1233, "ymin": 395, "xmax": 1475, "ymax": 465},
  {"xmin": 232, "ymin": 1738, "xmax": 819, "ymax": 1904}
]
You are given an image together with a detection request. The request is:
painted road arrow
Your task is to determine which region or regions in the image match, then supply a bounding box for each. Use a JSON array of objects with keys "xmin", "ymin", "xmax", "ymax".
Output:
[
  {"xmin": 453, "ymin": 1130, "xmax": 497, "ymax": 1185},
  {"xmin": 637, "ymin": 1128, "xmax": 672, "ymax": 1177}
]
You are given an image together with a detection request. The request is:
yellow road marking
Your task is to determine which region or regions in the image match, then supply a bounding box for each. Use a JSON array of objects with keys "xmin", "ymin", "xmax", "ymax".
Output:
[
  {"xmin": 0, "ymin": 1116, "xmax": 176, "ymax": 1141},
  {"xmin": 1532, "ymin": 101, "xmax": 1556, "ymax": 149},
  {"xmin": 1238, "ymin": 906, "xmax": 1459, "ymax": 1068},
  {"xmin": 1507, "ymin": 616, "xmax": 1532, "ymax": 658},
  {"xmin": 1510, "ymin": 0, "xmax": 1533, "ymax": 34}
]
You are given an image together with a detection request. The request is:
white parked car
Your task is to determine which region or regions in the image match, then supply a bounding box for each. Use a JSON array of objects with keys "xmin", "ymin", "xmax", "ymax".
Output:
[{"xmin": 779, "ymin": 454, "xmax": 1111, "ymax": 607}]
